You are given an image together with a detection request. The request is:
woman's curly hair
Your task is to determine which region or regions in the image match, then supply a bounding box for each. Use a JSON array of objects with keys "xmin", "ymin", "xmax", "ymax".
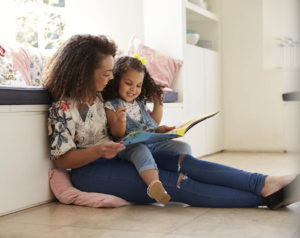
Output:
[
  {"xmin": 102, "ymin": 56, "xmax": 164, "ymax": 104},
  {"xmin": 43, "ymin": 34, "xmax": 117, "ymax": 103}
]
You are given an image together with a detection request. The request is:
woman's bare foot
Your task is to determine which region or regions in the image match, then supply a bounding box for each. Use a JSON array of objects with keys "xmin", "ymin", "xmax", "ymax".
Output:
[{"xmin": 261, "ymin": 174, "xmax": 297, "ymax": 197}]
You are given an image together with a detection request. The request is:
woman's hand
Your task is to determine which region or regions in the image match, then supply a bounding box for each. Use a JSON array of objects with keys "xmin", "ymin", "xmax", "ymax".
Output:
[
  {"xmin": 116, "ymin": 106, "xmax": 126, "ymax": 122},
  {"xmin": 95, "ymin": 141, "xmax": 125, "ymax": 159},
  {"xmin": 55, "ymin": 141, "xmax": 126, "ymax": 169},
  {"xmin": 156, "ymin": 125, "xmax": 176, "ymax": 133}
]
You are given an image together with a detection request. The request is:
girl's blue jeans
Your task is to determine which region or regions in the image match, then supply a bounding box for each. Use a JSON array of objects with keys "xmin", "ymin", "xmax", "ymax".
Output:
[
  {"xmin": 70, "ymin": 152, "xmax": 267, "ymax": 208},
  {"xmin": 117, "ymin": 140, "xmax": 192, "ymax": 174}
]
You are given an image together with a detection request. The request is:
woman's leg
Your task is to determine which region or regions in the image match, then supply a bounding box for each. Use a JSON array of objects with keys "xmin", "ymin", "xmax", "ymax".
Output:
[
  {"xmin": 70, "ymin": 157, "xmax": 264, "ymax": 207},
  {"xmin": 118, "ymin": 143, "xmax": 171, "ymax": 204},
  {"xmin": 71, "ymin": 157, "xmax": 153, "ymax": 203},
  {"xmin": 152, "ymin": 152, "xmax": 267, "ymax": 197},
  {"xmin": 118, "ymin": 143, "xmax": 158, "ymax": 178}
]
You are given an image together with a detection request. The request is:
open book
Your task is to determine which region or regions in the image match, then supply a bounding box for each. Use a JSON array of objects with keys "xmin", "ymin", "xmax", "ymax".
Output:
[{"xmin": 119, "ymin": 111, "xmax": 219, "ymax": 146}]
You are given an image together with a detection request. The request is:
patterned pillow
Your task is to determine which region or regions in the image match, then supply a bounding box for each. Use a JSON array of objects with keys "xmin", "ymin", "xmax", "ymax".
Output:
[
  {"xmin": 9, "ymin": 45, "xmax": 31, "ymax": 85},
  {"xmin": 1, "ymin": 43, "xmax": 50, "ymax": 87},
  {"xmin": 0, "ymin": 44, "xmax": 26, "ymax": 86},
  {"xmin": 26, "ymin": 45, "xmax": 50, "ymax": 86}
]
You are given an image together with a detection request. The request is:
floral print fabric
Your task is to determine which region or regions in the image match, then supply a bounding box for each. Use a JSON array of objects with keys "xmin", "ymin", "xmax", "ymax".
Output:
[
  {"xmin": 0, "ymin": 43, "xmax": 49, "ymax": 86},
  {"xmin": 0, "ymin": 44, "xmax": 26, "ymax": 86},
  {"xmin": 48, "ymin": 95, "xmax": 111, "ymax": 160},
  {"xmin": 27, "ymin": 45, "xmax": 49, "ymax": 86}
]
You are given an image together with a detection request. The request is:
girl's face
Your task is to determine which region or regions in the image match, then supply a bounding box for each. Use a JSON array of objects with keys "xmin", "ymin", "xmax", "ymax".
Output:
[
  {"xmin": 118, "ymin": 69, "xmax": 144, "ymax": 103},
  {"xmin": 93, "ymin": 55, "xmax": 114, "ymax": 91}
]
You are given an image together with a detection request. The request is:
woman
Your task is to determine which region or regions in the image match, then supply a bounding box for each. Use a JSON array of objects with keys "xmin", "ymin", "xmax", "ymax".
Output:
[{"xmin": 44, "ymin": 34, "xmax": 299, "ymax": 209}]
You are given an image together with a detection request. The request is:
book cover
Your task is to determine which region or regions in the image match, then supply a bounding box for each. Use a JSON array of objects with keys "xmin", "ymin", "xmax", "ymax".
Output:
[{"xmin": 119, "ymin": 111, "xmax": 219, "ymax": 146}]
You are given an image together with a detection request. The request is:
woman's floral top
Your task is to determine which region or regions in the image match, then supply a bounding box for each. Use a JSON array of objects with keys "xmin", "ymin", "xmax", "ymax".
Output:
[{"xmin": 48, "ymin": 94, "xmax": 110, "ymax": 160}]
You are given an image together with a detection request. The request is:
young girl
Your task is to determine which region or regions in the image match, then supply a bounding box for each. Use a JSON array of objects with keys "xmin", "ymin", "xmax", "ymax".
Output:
[{"xmin": 102, "ymin": 55, "xmax": 191, "ymax": 205}]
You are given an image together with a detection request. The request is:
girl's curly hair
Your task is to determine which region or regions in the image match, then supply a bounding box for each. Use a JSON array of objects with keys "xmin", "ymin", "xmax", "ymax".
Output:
[
  {"xmin": 43, "ymin": 34, "xmax": 117, "ymax": 104},
  {"xmin": 102, "ymin": 56, "xmax": 164, "ymax": 104}
]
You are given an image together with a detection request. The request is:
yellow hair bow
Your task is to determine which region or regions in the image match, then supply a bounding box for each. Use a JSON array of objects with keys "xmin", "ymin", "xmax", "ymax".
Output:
[{"xmin": 133, "ymin": 52, "xmax": 147, "ymax": 65}]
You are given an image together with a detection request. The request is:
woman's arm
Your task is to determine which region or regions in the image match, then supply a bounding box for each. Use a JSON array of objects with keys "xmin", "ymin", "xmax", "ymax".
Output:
[
  {"xmin": 55, "ymin": 141, "xmax": 125, "ymax": 169},
  {"xmin": 105, "ymin": 107, "xmax": 126, "ymax": 138},
  {"xmin": 149, "ymin": 95, "xmax": 163, "ymax": 124}
]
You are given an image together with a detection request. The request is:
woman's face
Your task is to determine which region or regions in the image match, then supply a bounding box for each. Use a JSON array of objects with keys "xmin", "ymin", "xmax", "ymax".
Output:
[
  {"xmin": 118, "ymin": 69, "xmax": 144, "ymax": 103},
  {"xmin": 94, "ymin": 55, "xmax": 114, "ymax": 91}
]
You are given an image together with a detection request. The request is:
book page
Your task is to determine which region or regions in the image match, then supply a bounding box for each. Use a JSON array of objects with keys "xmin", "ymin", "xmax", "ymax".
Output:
[
  {"xmin": 165, "ymin": 112, "xmax": 218, "ymax": 136},
  {"xmin": 119, "ymin": 112, "xmax": 218, "ymax": 146},
  {"xmin": 119, "ymin": 131, "xmax": 180, "ymax": 146}
]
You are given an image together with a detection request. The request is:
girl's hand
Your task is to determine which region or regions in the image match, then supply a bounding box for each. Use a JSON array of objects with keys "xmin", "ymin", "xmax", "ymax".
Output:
[
  {"xmin": 156, "ymin": 125, "xmax": 176, "ymax": 133},
  {"xmin": 153, "ymin": 91, "xmax": 163, "ymax": 104},
  {"xmin": 95, "ymin": 141, "xmax": 125, "ymax": 159},
  {"xmin": 116, "ymin": 106, "xmax": 126, "ymax": 122}
]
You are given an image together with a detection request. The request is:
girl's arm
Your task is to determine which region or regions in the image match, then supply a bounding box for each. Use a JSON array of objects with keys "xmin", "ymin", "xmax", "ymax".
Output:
[
  {"xmin": 55, "ymin": 141, "xmax": 125, "ymax": 169},
  {"xmin": 105, "ymin": 107, "xmax": 127, "ymax": 138},
  {"xmin": 149, "ymin": 94, "xmax": 163, "ymax": 124}
]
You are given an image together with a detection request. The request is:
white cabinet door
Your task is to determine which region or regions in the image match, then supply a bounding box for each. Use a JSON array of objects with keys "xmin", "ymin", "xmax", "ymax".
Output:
[
  {"xmin": 0, "ymin": 110, "xmax": 53, "ymax": 216},
  {"xmin": 182, "ymin": 45, "xmax": 206, "ymax": 157},
  {"xmin": 160, "ymin": 104, "xmax": 185, "ymax": 126},
  {"xmin": 204, "ymin": 49, "xmax": 223, "ymax": 154},
  {"xmin": 151, "ymin": 104, "xmax": 186, "ymax": 144}
]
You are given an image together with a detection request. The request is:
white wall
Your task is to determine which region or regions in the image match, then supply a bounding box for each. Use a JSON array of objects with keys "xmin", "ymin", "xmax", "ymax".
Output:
[
  {"xmin": 65, "ymin": 0, "xmax": 144, "ymax": 52},
  {"xmin": 222, "ymin": 0, "xmax": 282, "ymax": 151},
  {"xmin": 222, "ymin": 0, "xmax": 299, "ymax": 152},
  {"xmin": 263, "ymin": 0, "xmax": 300, "ymax": 69}
]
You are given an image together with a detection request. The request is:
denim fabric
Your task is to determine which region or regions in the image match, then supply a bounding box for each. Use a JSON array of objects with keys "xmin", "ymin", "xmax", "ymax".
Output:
[
  {"xmin": 71, "ymin": 152, "xmax": 267, "ymax": 207},
  {"xmin": 117, "ymin": 140, "xmax": 192, "ymax": 174},
  {"xmin": 108, "ymin": 99, "xmax": 158, "ymax": 135}
]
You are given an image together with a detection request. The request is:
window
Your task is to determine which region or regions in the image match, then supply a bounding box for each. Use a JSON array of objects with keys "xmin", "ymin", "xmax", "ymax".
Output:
[
  {"xmin": 0, "ymin": 0, "xmax": 66, "ymax": 88},
  {"xmin": 14, "ymin": 0, "xmax": 66, "ymax": 51}
]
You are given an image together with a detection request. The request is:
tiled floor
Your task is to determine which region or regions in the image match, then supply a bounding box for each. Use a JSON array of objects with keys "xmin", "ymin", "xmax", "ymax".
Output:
[{"xmin": 0, "ymin": 152, "xmax": 299, "ymax": 238}]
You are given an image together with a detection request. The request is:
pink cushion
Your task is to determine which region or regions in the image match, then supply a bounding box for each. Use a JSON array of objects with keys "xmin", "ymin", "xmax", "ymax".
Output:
[
  {"xmin": 48, "ymin": 168, "xmax": 131, "ymax": 208},
  {"xmin": 0, "ymin": 43, "xmax": 27, "ymax": 86},
  {"xmin": 127, "ymin": 36, "xmax": 183, "ymax": 88},
  {"xmin": 9, "ymin": 46, "xmax": 32, "ymax": 86}
]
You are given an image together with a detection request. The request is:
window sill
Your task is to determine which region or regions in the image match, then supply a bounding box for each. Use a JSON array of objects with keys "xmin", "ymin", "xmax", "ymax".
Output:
[{"xmin": 0, "ymin": 86, "xmax": 51, "ymax": 106}]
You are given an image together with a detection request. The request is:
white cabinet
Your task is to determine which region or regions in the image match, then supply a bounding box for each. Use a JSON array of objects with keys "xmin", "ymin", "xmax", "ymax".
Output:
[
  {"xmin": 144, "ymin": 0, "xmax": 223, "ymax": 157},
  {"xmin": 182, "ymin": 45, "xmax": 206, "ymax": 156},
  {"xmin": 0, "ymin": 106, "xmax": 54, "ymax": 216},
  {"xmin": 185, "ymin": 0, "xmax": 219, "ymax": 51},
  {"xmin": 203, "ymin": 48, "xmax": 223, "ymax": 154},
  {"xmin": 182, "ymin": 45, "xmax": 223, "ymax": 156}
]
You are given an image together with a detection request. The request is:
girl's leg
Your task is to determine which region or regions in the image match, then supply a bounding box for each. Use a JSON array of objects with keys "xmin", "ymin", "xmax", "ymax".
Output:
[
  {"xmin": 70, "ymin": 157, "xmax": 264, "ymax": 207},
  {"xmin": 148, "ymin": 140, "xmax": 192, "ymax": 155},
  {"xmin": 153, "ymin": 152, "xmax": 267, "ymax": 197},
  {"xmin": 118, "ymin": 143, "xmax": 158, "ymax": 176},
  {"xmin": 117, "ymin": 143, "xmax": 170, "ymax": 204},
  {"xmin": 140, "ymin": 169, "xmax": 159, "ymax": 185}
]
